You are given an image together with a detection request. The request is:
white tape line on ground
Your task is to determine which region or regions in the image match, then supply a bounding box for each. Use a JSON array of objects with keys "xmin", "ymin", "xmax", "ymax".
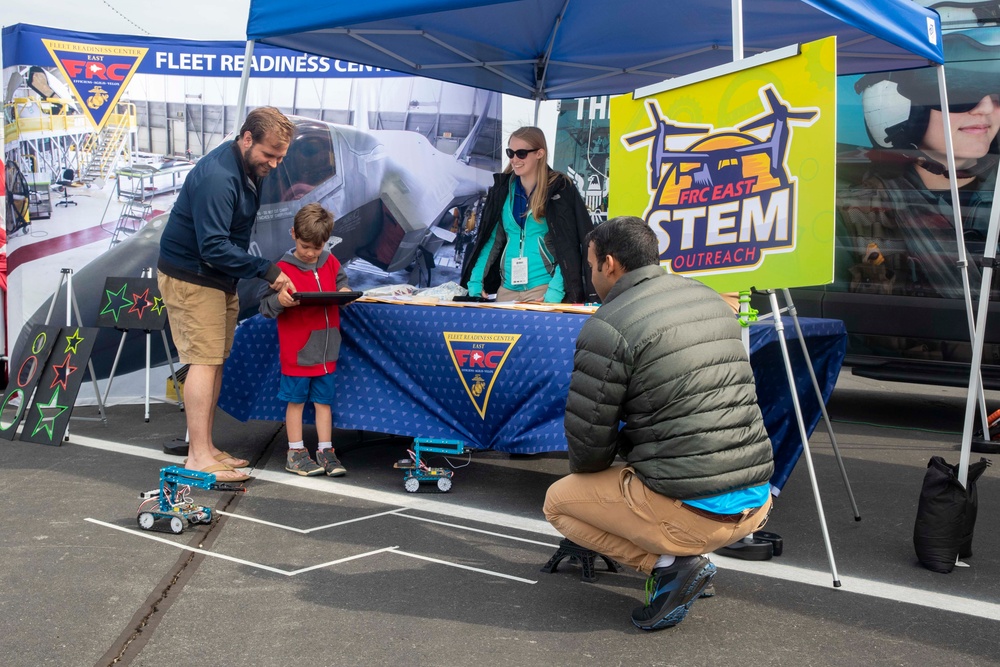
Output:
[
  {"xmin": 712, "ymin": 555, "xmax": 1000, "ymax": 621},
  {"xmin": 75, "ymin": 435, "xmax": 1000, "ymax": 620},
  {"xmin": 393, "ymin": 512, "xmax": 559, "ymax": 548},
  {"xmin": 392, "ymin": 549, "xmax": 537, "ymax": 584},
  {"xmin": 216, "ymin": 507, "xmax": 408, "ymax": 534}
]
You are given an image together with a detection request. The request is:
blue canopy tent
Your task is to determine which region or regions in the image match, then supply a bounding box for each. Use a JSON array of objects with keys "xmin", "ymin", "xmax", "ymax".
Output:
[
  {"xmin": 238, "ymin": 0, "xmax": 955, "ymax": 586},
  {"xmin": 244, "ymin": 0, "xmax": 942, "ymax": 99}
]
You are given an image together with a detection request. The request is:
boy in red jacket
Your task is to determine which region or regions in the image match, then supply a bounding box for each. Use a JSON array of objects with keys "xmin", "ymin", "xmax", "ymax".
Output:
[{"xmin": 260, "ymin": 203, "xmax": 352, "ymax": 477}]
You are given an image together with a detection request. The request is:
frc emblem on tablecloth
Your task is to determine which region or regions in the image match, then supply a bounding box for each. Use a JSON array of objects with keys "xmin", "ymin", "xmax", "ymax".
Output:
[{"xmin": 443, "ymin": 332, "xmax": 520, "ymax": 419}]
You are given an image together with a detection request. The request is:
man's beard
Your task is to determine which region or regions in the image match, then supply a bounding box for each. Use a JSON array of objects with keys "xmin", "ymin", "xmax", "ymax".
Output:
[{"xmin": 243, "ymin": 146, "xmax": 270, "ymax": 180}]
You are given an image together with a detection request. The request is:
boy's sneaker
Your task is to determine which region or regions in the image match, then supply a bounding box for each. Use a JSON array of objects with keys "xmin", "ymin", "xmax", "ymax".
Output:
[
  {"xmin": 630, "ymin": 555, "xmax": 716, "ymax": 631},
  {"xmin": 285, "ymin": 449, "xmax": 324, "ymax": 476},
  {"xmin": 315, "ymin": 449, "xmax": 347, "ymax": 476}
]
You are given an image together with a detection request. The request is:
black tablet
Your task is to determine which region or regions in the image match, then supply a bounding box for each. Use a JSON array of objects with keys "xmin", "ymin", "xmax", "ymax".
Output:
[{"xmin": 291, "ymin": 291, "xmax": 364, "ymax": 306}]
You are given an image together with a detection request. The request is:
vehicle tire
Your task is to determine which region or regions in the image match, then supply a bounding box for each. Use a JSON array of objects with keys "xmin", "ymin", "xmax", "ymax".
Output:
[
  {"xmin": 437, "ymin": 477, "xmax": 452, "ymax": 492},
  {"xmin": 404, "ymin": 477, "xmax": 420, "ymax": 493},
  {"xmin": 169, "ymin": 516, "xmax": 184, "ymax": 534},
  {"xmin": 137, "ymin": 512, "xmax": 155, "ymax": 530}
]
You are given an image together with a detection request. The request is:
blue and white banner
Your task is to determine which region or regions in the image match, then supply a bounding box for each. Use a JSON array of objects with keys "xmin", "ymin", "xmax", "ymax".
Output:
[{"xmin": 4, "ymin": 24, "xmax": 403, "ymax": 79}]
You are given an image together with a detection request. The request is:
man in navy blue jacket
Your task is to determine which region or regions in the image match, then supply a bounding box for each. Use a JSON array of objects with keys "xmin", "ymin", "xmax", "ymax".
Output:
[{"xmin": 157, "ymin": 106, "xmax": 295, "ymax": 482}]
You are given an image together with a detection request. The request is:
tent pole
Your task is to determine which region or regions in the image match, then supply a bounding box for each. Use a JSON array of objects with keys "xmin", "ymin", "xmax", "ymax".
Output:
[
  {"xmin": 235, "ymin": 40, "xmax": 256, "ymax": 128},
  {"xmin": 957, "ymin": 153, "xmax": 1000, "ymax": 487},
  {"xmin": 731, "ymin": 0, "xmax": 744, "ymax": 60},
  {"xmin": 935, "ymin": 65, "xmax": 991, "ymax": 444}
]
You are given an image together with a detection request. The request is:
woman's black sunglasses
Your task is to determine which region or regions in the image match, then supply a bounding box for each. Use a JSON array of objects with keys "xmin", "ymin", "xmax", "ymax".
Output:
[
  {"xmin": 932, "ymin": 94, "xmax": 1000, "ymax": 114},
  {"xmin": 506, "ymin": 147, "xmax": 540, "ymax": 159}
]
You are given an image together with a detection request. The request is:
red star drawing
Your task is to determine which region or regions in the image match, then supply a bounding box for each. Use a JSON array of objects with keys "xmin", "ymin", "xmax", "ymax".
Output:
[
  {"xmin": 129, "ymin": 288, "xmax": 152, "ymax": 319},
  {"xmin": 50, "ymin": 353, "xmax": 78, "ymax": 391}
]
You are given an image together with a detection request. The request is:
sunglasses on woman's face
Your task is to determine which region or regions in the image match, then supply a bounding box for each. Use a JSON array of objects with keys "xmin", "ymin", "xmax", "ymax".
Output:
[
  {"xmin": 506, "ymin": 147, "xmax": 540, "ymax": 159},
  {"xmin": 932, "ymin": 94, "xmax": 1000, "ymax": 114}
]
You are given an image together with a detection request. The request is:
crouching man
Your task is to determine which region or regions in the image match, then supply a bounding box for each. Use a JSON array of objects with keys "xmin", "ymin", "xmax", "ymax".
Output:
[{"xmin": 543, "ymin": 216, "xmax": 774, "ymax": 631}]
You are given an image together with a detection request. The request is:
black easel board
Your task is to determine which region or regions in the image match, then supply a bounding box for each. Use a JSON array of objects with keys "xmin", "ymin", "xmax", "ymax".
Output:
[
  {"xmin": 292, "ymin": 291, "xmax": 364, "ymax": 306},
  {"xmin": 96, "ymin": 277, "xmax": 168, "ymax": 330},
  {"xmin": 0, "ymin": 325, "xmax": 62, "ymax": 440},
  {"xmin": 20, "ymin": 326, "xmax": 99, "ymax": 445}
]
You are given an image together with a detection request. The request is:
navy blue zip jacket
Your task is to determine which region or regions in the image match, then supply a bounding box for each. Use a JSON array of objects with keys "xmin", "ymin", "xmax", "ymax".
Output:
[{"xmin": 158, "ymin": 140, "xmax": 281, "ymax": 294}]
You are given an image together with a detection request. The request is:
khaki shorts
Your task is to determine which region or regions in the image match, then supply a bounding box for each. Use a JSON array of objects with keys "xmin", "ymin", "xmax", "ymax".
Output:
[{"xmin": 157, "ymin": 273, "xmax": 239, "ymax": 365}]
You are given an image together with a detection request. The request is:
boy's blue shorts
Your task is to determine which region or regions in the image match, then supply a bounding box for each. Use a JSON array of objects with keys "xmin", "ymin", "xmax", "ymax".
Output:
[{"xmin": 278, "ymin": 373, "xmax": 336, "ymax": 405}]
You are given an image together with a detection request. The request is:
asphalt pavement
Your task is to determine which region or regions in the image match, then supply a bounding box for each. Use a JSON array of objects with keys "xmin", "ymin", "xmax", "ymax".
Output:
[{"xmin": 1, "ymin": 370, "xmax": 999, "ymax": 667}]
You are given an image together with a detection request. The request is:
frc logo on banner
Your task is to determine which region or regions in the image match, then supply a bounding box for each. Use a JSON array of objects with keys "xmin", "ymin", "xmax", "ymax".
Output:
[
  {"xmin": 43, "ymin": 39, "xmax": 147, "ymax": 131},
  {"xmin": 443, "ymin": 332, "xmax": 520, "ymax": 419},
  {"xmin": 609, "ymin": 36, "xmax": 836, "ymax": 292},
  {"xmin": 621, "ymin": 85, "xmax": 818, "ymax": 275}
]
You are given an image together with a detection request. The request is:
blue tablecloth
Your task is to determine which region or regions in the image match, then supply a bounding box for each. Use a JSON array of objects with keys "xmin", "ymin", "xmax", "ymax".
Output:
[{"xmin": 219, "ymin": 302, "xmax": 846, "ymax": 490}]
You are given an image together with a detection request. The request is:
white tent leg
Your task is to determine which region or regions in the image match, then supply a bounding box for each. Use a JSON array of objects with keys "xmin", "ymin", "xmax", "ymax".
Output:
[
  {"xmin": 235, "ymin": 40, "xmax": 256, "ymax": 128},
  {"xmin": 936, "ymin": 66, "xmax": 991, "ymax": 439},
  {"xmin": 958, "ymin": 156, "xmax": 1000, "ymax": 485}
]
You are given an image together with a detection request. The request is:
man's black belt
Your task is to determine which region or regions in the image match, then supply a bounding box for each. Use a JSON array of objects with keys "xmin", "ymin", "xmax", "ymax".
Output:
[{"xmin": 683, "ymin": 503, "xmax": 761, "ymax": 524}]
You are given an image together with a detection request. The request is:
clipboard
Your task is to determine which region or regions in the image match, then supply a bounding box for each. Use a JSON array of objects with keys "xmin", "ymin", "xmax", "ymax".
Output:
[{"xmin": 291, "ymin": 291, "xmax": 364, "ymax": 306}]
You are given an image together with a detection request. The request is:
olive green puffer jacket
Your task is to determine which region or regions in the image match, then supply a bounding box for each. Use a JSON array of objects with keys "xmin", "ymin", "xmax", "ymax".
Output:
[{"xmin": 564, "ymin": 265, "xmax": 774, "ymax": 499}]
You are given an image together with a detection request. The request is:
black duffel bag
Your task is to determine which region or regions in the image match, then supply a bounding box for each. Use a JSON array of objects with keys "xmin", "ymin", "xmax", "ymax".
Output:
[{"xmin": 913, "ymin": 456, "xmax": 991, "ymax": 573}]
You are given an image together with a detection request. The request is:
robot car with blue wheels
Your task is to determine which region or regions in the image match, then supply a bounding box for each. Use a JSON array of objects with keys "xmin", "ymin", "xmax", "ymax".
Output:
[
  {"xmin": 136, "ymin": 466, "xmax": 246, "ymax": 534},
  {"xmin": 396, "ymin": 438, "xmax": 468, "ymax": 493}
]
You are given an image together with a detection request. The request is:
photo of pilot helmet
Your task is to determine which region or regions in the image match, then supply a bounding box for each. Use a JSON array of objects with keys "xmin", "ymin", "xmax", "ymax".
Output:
[{"xmin": 856, "ymin": 30, "xmax": 1000, "ymax": 170}]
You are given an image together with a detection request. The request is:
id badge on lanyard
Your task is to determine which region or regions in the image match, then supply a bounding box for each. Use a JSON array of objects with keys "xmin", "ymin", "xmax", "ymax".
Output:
[{"xmin": 511, "ymin": 229, "xmax": 529, "ymax": 285}]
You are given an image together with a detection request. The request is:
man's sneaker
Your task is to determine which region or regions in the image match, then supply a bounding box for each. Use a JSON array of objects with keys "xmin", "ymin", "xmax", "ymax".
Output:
[
  {"xmin": 315, "ymin": 448, "xmax": 347, "ymax": 476},
  {"xmin": 285, "ymin": 449, "xmax": 324, "ymax": 476},
  {"xmin": 630, "ymin": 555, "xmax": 716, "ymax": 631}
]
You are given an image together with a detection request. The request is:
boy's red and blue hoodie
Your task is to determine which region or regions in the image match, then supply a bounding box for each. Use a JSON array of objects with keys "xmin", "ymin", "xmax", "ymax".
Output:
[{"xmin": 259, "ymin": 249, "xmax": 351, "ymax": 377}]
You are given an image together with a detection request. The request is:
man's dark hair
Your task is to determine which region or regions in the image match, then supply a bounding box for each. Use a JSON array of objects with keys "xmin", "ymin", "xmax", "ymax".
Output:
[
  {"xmin": 239, "ymin": 106, "xmax": 294, "ymax": 144},
  {"xmin": 585, "ymin": 216, "xmax": 659, "ymax": 271}
]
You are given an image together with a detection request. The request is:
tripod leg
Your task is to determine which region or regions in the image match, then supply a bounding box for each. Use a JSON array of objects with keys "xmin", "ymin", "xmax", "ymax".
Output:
[
  {"xmin": 767, "ymin": 291, "xmax": 841, "ymax": 587},
  {"xmin": 781, "ymin": 289, "xmax": 860, "ymax": 521}
]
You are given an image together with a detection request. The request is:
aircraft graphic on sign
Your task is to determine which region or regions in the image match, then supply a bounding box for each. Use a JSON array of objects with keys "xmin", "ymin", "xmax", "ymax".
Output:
[{"xmin": 621, "ymin": 85, "xmax": 818, "ymax": 277}]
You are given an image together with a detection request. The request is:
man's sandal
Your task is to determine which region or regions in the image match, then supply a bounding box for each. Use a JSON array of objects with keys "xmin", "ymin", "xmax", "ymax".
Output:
[
  {"xmin": 195, "ymin": 462, "xmax": 250, "ymax": 482},
  {"xmin": 214, "ymin": 451, "xmax": 249, "ymax": 468}
]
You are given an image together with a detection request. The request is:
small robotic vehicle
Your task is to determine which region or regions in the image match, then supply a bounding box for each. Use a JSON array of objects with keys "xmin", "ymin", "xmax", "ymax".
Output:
[
  {"xmin": 136, "ymin": 466, "xmax": 246, "ymax": 534},
  {"xmin": 395, "ymin": 438, "xmax": 467, "ymax": 493}
]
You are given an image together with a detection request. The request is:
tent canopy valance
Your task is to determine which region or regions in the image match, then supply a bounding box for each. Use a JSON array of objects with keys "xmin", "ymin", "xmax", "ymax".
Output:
[{"xmin": 246, "ymin": 0, "xmax": 944, "ymax": 100}]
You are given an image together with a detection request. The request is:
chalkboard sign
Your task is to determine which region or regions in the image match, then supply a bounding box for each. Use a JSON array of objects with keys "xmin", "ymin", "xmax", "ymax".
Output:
[
  {"xmin": 96, "ymin": 277, "xmax": 168, "ymax": 331},
  {"xmin": 20, "ymin": 326, "xmax": 99, "ymax": 446},
  {"xmin": 0, "ymin": 325, "xmax": 61, "ymax": 441}
]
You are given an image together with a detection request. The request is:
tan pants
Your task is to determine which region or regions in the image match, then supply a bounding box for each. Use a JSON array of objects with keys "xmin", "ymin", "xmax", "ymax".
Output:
[
  {"xmin": 497, "ymin": 284, "xmax": 548, "ymax": 302},
  {"xmin": 543, "ymin": 466, "xmax": 772, "ymax": 574}
]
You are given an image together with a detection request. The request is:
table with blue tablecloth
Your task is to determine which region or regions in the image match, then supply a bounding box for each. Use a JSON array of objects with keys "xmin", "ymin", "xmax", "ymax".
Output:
[{"xmin": 219, "ymin": 302, "xmax": 846, "ymax": 490}]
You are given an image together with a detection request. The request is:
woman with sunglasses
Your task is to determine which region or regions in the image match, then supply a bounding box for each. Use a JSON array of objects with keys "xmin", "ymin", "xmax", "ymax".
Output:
[
  {"xmin": 838, "ymin": 57, "xmax": 1000, "ymax": 302},
  {"xmin": 460, "ymin": 126, "xmax": 595, "ymax": 303}
]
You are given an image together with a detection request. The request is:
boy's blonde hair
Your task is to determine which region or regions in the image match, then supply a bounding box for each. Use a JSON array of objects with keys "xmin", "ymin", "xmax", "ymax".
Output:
[{"xmin": 293, "ymin": 203, "xmax": 335, "ymax": 247}]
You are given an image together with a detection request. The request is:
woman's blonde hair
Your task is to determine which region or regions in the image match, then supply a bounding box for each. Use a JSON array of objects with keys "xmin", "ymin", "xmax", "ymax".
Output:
[{"xmin": 504, "ymin": 126, "xmax": 558, "ymax": 221}]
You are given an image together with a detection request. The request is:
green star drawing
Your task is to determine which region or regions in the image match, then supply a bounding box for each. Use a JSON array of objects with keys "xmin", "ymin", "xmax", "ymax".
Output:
[
  {"xmin": 151, "ymin": 296, "xmax": 166, "ymax": 316},
  {"xmin": 31, "ymin": 386, "xmax": 69, "ymax": 440},
  {"xmin": 101, "ymin": 283, "xmax": 134, "ymax": 323},
  {"xmin": 64, "ymin": 328, "xmax": 85, "ymax": 354}
]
